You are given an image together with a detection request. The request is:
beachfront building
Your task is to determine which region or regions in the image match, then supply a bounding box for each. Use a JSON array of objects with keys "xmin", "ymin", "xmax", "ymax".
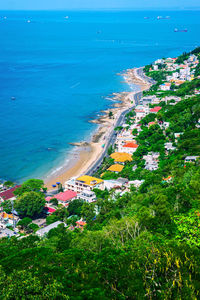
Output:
[
  {"xmin": 46, "ymin": 190, "xmax": 77, "ymax": 206},
  {"xmin": 110, "ymin": 152, "xmax": 133, "ymax": 164},
  {"xmin": 65, "ymin": 175, "xmax": 104, "ymax": 193},
  {"xmin": 107, "ymin": 164, "xmax": 124, "ymax": 173},
  {"xmin": 77, "ymin": 190, "xmax": 96, "ymax": 203}
]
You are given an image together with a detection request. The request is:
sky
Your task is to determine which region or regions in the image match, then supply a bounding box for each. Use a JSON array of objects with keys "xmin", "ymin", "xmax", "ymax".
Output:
[{"xmin": 0, "ymin": 0, "xmax": 200, "ymax": 10}]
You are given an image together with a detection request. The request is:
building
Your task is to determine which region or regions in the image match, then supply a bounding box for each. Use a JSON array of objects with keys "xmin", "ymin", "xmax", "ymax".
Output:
[
  {"xmin": 36, "ymin": 221, "xmax": 64, "ymax": 237},
  {"xmin": 107, "ymin": 164, "xmax": 124, "ymax": 173},
  {"xmin": 77, "ymin": 190, "xmax": 96, "ymax": 203},
  {"xmin": 43, "ymin": 207, "xmax": 56, "ymax": 215},
  {"xmin": 0, "ymin": 228, "xmax": 18, "ymax": 238},
  {"xmin": 0, "ymin": 185, "xmax": 20, "ymax": 203},
  {"xmin": 121, "ymin": 142, "xmax": 138, "ymax": 155},
  {"xmin": 164, "ymin": 142, "xmax": 176, "ymax": 151},
  {"xmin": 110, "ymin": 152, "xmax": 133, "ymax": 164},
  {"xmin": 135, "ymin": 105, "xmax": 149, "ymax": 122},
  {"xmin": 150, "ymin": 106, "xmax": 162, "ymax": 114},
  {"xmin": 76, "ymin": 220, "xmax": 87, "ymax": 230},
  {"xmin": 104, "ymin": 178, "xmax": 128, "ymax": 191},
  {"xmin": 174, "ymin": 132, "xmax": 183, "ymax": 142},
  {"xmin": 143, "ymin": 152, "xmax": 159, "ymax": 171},
  {"xmin": 126, "ymin": 180, "xmax": 145, "ymax": 189},
  {"xmin": 159, "ymin": 83, "xmax": 171, "ymax": 91},
  {"xmin": 46, "ymin": 190, "xmax": 77, "ymax": 205},
  {"xmin": 153, "ymin": 65, "xmax": 158, "ymax": 71},
  {"xmin": 65, "ymin": 176, "xmax": 104, "ymax": 193},
  {"xmin": 185, "ymin": 156, "xmax": 199, "ymax": 163}
]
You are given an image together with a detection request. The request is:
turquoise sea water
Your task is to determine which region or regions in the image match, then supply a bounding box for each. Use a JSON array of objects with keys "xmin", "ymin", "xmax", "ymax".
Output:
[{"xmin": 0, "ymin": 10, "xmax": 200, "ymax": 182}]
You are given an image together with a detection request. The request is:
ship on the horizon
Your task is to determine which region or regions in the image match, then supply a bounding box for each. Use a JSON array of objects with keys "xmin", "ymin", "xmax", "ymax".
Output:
[
  {"xmin": 174, "ymin": 28, "xmax": 188, "ymax": 32},
  {"xmin": 157, "ymin": 16, "xmax": 170, "ymax": 20}
]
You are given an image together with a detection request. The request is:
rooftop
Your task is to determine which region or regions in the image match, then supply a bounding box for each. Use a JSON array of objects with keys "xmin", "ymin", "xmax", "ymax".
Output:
[
  {"xmin": 76, "ymin": 175, "xmax": 103, "ymax": 186},
  {"xmin": 111, "ymin": 152, "xmax": 133, "ymax": 163},
  {"xmin": 0, "ymin": 185, "xmax": 21, "ymax": 201},
  {"xmin": 46, "ymin": 190, "xmax": 77, "ymax": 202},
  {"xmin": 123, "ymin": 142, "xmax": 138, "ymax": 149},
  {"xmin": 36, "ymin": 221, "xmax": 64, "ymax": 236},
  {"xmin": 150, "ymin": 106, "xmax": 162, "ymax": 113},
  {"xmin": 107, "ymin": 164, "xmax": 124, "ymax": 173}
]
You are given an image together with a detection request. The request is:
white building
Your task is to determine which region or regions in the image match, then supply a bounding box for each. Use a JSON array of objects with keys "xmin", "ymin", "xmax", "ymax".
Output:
[
  {"xmin": 135, "ymin": 105, "xmax": 149, "ymax": 122},
  {"xmin": 65, "ymin": 176, "xmax": 104, "ymax": 193},
  {"xmin": 77, "ymin": 190, "xmax": 96, "ymax": 203},
  {"xmin": 185, "ymin": 156, "xmax": 199, "ymax": 163},
  {"xmin": 153, "ymin": 65, "xmax": 158, "ymax": 71},
  {"xmin": 165, "ymin": 142, "xmax": 176, "ymax": 151},
  {"xmin": 143, "ymin": 152, "xmax": 159, "ymax": 171},
  {"xmin": 159, "ymin": 83, "xmax": 171, "ymax": 91},
  {"xmin": 119, "ymin": 142, "xmax": 138, "ymax": 154},
  {"xmin": 36, "ymin": 221, "xmax": 64, "ymax": 237}
]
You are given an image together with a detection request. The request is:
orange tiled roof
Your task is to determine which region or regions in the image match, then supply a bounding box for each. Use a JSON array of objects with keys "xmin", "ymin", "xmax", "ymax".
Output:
[
  {"xmin": 111, "ymin": 152, "xmax": 133, "ymax": 163},
  {"xmin": 123, "ymin": 142, "xmax": 138, "ymax": 149},
  {"xmin": 107, "ymin": 164, "xmax": 124, "ymax": 172}
]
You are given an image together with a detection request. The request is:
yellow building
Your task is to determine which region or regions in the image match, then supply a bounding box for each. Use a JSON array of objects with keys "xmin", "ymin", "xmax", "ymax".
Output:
[
  {"xmin": 65, "ymin": 175, "xmax": 104, "ymax": 193},
  {"xmin": 111, "ymin": 152, "xmax": 133, "ymax": 164},
  {"xmin": 107, "ymin": 164, "xmax": 124, "ymax": 173}
]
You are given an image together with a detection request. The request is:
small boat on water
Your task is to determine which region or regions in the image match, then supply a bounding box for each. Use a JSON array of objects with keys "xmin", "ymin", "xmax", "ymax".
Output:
[
  {"xmin": 157, "ymin": 16, "xmax": 170, "ymax": 20},
  {"xmin": 11, "ymin": 97, "xmax": 16, "ymax": 100},
  {"xmin": 27, "ymin": 20, "xmax": 31, "ymax": 23},
  {"xmin": 174, "ymin": 28, "xmax": 188, "ymax": 32},
  {"xmin": 64, "ymin": 16, "xmax": 69, "ymax": 19}
]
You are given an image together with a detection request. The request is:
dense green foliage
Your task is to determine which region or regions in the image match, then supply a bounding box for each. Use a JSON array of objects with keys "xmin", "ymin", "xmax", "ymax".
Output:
[
  {"xmin": 14, "ymin": 191, "xmax": 46, "ymax": 218},
  {"xmin": 14, "ymin": 179, "xmax": 44, "ymax": 196},
  {"xmin": 1, "ymin": 49, "xmax": 200, "ymax": 299}
]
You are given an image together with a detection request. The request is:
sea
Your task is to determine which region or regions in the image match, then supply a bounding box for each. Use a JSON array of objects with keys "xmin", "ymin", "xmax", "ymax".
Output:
[{"xmin": 0, "ymin": 10, "xmax": 200, "ymax": 183}]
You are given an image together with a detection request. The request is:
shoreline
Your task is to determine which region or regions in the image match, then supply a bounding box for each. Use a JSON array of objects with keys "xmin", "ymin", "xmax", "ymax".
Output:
[{"xmin": 45, "ymin": 67, "xmax": 151, "ymax": 191}]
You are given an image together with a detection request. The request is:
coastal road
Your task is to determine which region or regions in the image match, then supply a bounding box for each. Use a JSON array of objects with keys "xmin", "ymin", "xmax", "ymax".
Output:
[
  {"xmin": 86, "ymin": 90, "xmax": 142, "ymax": 176},
  {"xmin": 86, "ymin": 67, "xmax": 152, "ymax": 176},
  {"xmin": 137, "ymin": 67, "xmax": 156, "ymax": 85}
]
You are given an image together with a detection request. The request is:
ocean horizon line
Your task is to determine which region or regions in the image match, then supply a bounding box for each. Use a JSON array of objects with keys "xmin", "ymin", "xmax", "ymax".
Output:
[{"xmin": 1, "ymin": 8, "xmax": 200, "ymax": 12}]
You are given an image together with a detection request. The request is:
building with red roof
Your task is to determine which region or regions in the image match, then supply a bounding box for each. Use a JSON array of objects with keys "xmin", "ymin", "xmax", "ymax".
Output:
[
  {"xmin": 44, "ymin": 207, "xmax": 56, "ymax": 214},
  {"xmin": 150, "ymin": 106, "xmax": 162, "ymax": 113},
  {"xmin": 122, "ymin": 142, "xmax": 138, "ymax": 155},
  {"xmin": 0, "ymin": 185, "xmax": 21, "ymax": 203},
  {"xmin": 46, "ymin": 190, "xmax": 77, "ymax": 206}
]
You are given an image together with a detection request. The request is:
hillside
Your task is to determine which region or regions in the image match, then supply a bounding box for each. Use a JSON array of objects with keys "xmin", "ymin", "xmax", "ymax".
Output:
[{"xmin": 0, "ymin": 48, "xmax": 200, "ymax": 299}]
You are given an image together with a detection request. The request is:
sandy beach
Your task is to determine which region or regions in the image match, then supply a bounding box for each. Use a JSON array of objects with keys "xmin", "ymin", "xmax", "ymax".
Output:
[{"xmin": 45, "ymin": 67, "xmax": 151, "ymax": 190}]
